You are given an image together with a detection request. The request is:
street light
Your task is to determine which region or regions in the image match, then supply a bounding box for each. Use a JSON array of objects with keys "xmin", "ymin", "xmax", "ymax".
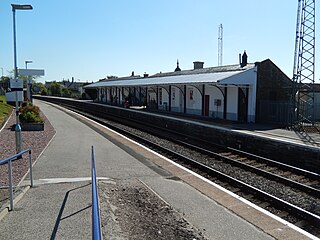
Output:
[
  {"xmin": 25, "ymin": 60, "xmax": 32, "ymax": 69},
  {"xmin": 25, "ymin": 60, "xmax": 33, "ymax": 101},
  {"xmin": 12, "ymin": 4, "xmax": 33, "ymax": 153}
]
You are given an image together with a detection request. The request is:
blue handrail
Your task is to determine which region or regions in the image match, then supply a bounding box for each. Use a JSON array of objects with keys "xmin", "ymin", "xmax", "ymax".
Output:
[
  {"xmin": 91, "ymin": 146, "xmax": 102, "ymax": 240},
  {"xmin": 0, "ymin": 149, "xmax": 31, "ymax": 165},
  {"xmin": 0, "ymin": 149, "xmax": 33, "ymax": 211}
]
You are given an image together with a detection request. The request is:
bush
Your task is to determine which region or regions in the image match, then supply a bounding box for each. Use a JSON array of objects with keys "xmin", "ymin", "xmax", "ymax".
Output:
[
  {"xmin": 19, "ymin": 104, "xmax": 43, "ymax": 123},
  {"xmin": 40, "ymin": 88, "xmax": 48, "ymax": 95},
  {"xmin": 62, "ymin": 88, "xmax": 71, "ymax": 97}
]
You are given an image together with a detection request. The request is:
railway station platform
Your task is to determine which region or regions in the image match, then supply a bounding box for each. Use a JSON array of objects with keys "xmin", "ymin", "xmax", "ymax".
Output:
[
  {"xmin": 0, "ymin": 100, "xmax": 315, "ymax": 239},
  {"xmin": 146, "ymin": 109, "xmax": 320, "ymax": 148}
]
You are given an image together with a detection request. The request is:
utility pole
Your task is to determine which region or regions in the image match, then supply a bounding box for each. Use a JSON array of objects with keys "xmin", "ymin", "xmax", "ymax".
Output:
[
  {"xmin": 218, "ymin": 24, "xmax": 223, "ymax": 67},
  {"xmin": 291, "ymin": 0, "xmax": 316, "ymax": 127}
]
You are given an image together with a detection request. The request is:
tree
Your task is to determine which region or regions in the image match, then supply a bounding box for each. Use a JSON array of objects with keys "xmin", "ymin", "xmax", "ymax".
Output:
[
  {"xmin": 49, "ymin": 82, "xmax": 62, "ymax": 96},
  {"xmin": 0, "ymin": 76, "xmax": 10, "ymax": 91},
  {"xmin": 61, "ymin": 87, "xmax": 71, "ymax": 97},
  {"xmin": 32, "ymin": 82, "xmax": 48, "ymax": 96},
  {"xmin": 40, "ymin": 87, "xmax": 48, "ymax": 96}
]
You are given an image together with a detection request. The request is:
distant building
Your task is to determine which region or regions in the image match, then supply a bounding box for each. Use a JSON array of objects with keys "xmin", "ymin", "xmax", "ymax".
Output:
[
  {"xmin": 46, "ymin": 79, "xmax": 88, "ymax": 95},
  {"xmin": 83, "ymin": 55, "xmax": 312, "ymax": 126}
]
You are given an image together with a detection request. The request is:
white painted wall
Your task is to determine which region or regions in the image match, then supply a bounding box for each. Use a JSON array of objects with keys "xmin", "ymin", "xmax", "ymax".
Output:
[
  {"xmin": 186, "ymin": 86, "xmax": 202, "ymax": 115},
  {"xmin": 171, "ymin": 86, "xmax": 183, "ymax": 112},
  {"xmin": 95, "ymin": 67, "xmax": 258, "ymax": 122},
  {"xmin": 226, "ymin": 87, "xmax": 238, "ymax": 121},
  {"xmin": 219, "ymin": 67, "xmax": 257, "ymax": 122},
  {"xmin": 205, "ymin": 85, "xmax": 224, "ymax": 118},
  {"xmin": 247, "ymin": 85, "xmax": 256, "ymax": 122},
  {"xmin": 158, "ymin": 87, "xmax": 169, "ymax": 110}
]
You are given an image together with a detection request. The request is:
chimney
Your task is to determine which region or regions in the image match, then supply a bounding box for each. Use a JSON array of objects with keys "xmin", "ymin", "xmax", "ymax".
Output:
[
  {"xmin": 193, "ymin": 61, "xmax": 204, "ymax": 70},
  {"xmin": 240, "ymin": 51, "xmax": 248, "ymax": 67},
  {"xmin": 131, "ymin": 71, "xmax": 134, "ymax": 76}
]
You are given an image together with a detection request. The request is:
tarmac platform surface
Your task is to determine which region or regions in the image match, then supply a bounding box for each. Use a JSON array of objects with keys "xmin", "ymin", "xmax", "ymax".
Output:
[{"xmin": 0, "ymin": 100, "xmax": 316, "ymax": 239}]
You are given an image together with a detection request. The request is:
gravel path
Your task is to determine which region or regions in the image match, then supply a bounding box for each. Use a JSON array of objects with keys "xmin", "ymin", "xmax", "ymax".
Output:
[
  {"xmin": 99, "ymin": 179, "xmax": 208, "ymax": 240},
  {"xmin": 0, "ymin": 109, "xmax": 56, "ymax": 206}
]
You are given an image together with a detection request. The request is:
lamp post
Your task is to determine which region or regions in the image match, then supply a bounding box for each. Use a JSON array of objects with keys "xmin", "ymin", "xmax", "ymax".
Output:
[
  {"xmin": 12, "ymin": 4, "xmax": 33, "ymax": 153},
  {"xmin": 25, "ymin": 60, "xmax": 32, "ymax": 69},
  {"xmin": 25, "ymin": 60, "xmax": 33, "ymax": 101}
]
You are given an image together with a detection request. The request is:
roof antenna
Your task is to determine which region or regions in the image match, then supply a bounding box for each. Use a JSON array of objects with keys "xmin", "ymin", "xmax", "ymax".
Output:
[{"xmin": 218, "ymin": 24, "xmax": 223, "ymax": 66}]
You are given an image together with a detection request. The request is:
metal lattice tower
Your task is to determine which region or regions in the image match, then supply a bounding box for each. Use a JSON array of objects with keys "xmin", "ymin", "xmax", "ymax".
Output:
[
  {"xmin": 292, "ymin": 0, "xmax": 316, "ymax": 126},
  {"xmin": 218, "ymin": 24, "xmax": 223, "ymax": 66}
]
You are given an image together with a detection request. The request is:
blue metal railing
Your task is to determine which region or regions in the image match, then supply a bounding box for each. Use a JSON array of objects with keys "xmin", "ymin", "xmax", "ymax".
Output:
[
  {"xmin": 91, "ymin": 146, "xmax": 102, "ymax": 240},
  {"xmin": 0, "ymin": 149, "xmax": 33, "ymax": 211}
]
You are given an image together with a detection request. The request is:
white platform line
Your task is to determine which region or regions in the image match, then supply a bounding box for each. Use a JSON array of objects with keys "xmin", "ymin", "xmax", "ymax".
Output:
[{"xmin": 23, "ymin": 177, "xmax": 110, "ymax": 186}]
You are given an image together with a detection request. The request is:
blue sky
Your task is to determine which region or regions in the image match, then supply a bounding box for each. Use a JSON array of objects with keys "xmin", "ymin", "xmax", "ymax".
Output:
[{"xmin": 0, "ymin": 1, "xmax": 318, "ymax": 83}]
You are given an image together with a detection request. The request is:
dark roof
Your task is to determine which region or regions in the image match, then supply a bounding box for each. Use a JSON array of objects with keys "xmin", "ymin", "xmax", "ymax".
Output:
[
  {"xmin": 151, "ymin": 63, "xmax": 255, "ymax": 78},
  {"xmin": 98, "ymin": 75, "xmax": 141, "ymax": 82},
  {"xmin": 84, "ymin": 62, "xmax": 257, "ymax": 89}
]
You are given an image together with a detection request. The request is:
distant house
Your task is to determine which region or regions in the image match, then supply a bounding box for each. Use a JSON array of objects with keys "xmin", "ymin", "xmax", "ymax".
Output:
[{"xmin": 45, "ymin": 79, "xmax": 88, "ymax": 95}]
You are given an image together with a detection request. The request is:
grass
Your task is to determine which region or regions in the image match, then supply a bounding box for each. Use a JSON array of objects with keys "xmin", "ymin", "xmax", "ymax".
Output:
[{"xmin": 0, "ymin": 95, "xmax": 13, "ymax": 127}]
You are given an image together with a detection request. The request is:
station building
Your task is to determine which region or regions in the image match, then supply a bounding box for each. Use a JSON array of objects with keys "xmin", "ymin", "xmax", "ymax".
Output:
[{"xmin": 84, "ymin": 53, "xmax": 292, "ymax": 125}]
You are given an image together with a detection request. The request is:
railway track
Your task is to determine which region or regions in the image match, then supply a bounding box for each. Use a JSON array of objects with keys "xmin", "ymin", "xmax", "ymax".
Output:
[{"xmin": 37, "ymin": 98, "xmax": 320, "ymax": 236}]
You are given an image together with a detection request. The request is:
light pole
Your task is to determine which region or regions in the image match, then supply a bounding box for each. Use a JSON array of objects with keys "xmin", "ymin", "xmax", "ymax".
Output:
[
  {"xmin": 25, "ymin": 60, "xmax": 32, "ymax": 69},
  {"xmin": 12, "ymin": 4, "xmax": 33, "ymax": 153},
  {"xmin": 25, "ymin": 60, "xmax": 32, "ymax": 101}
]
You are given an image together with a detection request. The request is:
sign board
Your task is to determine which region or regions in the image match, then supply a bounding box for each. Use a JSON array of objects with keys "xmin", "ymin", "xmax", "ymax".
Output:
[
  {"xmin": 5, "ymin": 91, "xmax": 23, "ymax": 102},
  {"xmin": 10, "ymin": 79, "xmax": 23, "ymax": 91},
  {"xmin": 18, "ymin": 69, "xmax": 45, "ymax": 76}
]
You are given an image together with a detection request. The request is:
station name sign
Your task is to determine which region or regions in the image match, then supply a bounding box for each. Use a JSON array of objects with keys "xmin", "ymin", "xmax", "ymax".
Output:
[{"xmin": 18, "ymin": 69, "xmax": 45, "ymax": 76}]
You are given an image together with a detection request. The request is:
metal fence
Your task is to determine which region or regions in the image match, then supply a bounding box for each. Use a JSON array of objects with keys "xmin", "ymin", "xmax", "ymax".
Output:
[
  {"xmin": 259, "ymin": 100, "xmax": 320, "ymax": 127},
  {"xmin": 258, "ymin": 100, "xmax": 290, "ymax": 126},
  {"xmin": 0, "ymin": 149, "xmax": 33, "ymax": 211},
  {"xmin": 91, "ymin": 146, "xmax": 102, "ymax": 240}
]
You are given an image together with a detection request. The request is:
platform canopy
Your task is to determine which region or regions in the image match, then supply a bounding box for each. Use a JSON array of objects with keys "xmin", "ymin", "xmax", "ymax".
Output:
[{"xmin": 84, "ymin": 69, "xmax": 255, "ymax": 89}]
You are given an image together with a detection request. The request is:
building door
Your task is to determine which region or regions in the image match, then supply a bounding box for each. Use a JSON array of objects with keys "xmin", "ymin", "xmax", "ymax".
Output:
[
  {"xmin": 204, "ymin": 95, "xmax": 210, "ymax": 116},
  {"xmin": 238, "ymin": 88, "xmax": 248, "ymax": 122}
]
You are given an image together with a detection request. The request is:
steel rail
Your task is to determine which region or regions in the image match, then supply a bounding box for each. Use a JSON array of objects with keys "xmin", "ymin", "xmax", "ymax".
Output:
[
  {"xmin": 171, "ymin": 139, "xmax": 320, "ymax": 197},
  {"xmin": 45, "ymin": 97, "xmax": 320, "ymax": 196},
  {"xmin": 114, "ymin": 129, "xmax": 320, "ymax": 226},
  {"xmin": 92, "ymin": 108, "xmax": 320, "ymax": 196}
]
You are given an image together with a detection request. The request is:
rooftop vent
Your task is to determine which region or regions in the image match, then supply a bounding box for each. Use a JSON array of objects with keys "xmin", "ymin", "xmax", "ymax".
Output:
[
  {"xmin": 193, "ymin": 61, "xmax": 204, "ymax": 70},
  {"xmin": 240, "ymin": 51, "xmax": 248, "ymax": 67}
]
